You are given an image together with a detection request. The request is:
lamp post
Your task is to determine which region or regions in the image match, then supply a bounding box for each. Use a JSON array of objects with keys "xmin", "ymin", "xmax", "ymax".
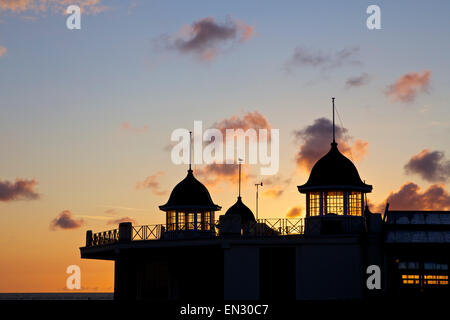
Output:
[{"xmin": 255, "ymin": 182, "xmax": 263, "ymax": 220}]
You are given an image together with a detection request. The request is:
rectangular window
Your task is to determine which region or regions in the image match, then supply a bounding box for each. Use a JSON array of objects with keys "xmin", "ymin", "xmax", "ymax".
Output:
[
  {"xmin": 186, "ymin": 212, "xmax": 195, "ymax": 230},
  {"xmin": 178, "ymin": 212, "xmax": 185, "ymax": 230},
  {"xmin": 309, "ymin": 192, "xmax": 321, "ymax": 216},
  {"xmin": 167, "ymin": 211, "xmax": 176, "ymax": 231},
  {"xmin": 325, "ymin": 191, "xmax": 344, "ymax": 215},
  {"xmin": 347, "ymin": 192, "xmax": 362, "ymax": 216}
]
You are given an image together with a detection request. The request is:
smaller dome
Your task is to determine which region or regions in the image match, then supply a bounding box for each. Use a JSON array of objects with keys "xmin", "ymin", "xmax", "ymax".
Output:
[
  {"xmin": 159, "ymin": 170, "xmax": 221, "ymax": 211},
  {"xmin": 225, "ymin": 196, "xmax": 256, "ymax": 224},
  {"xmin": 298, "ymin": 142, "xmax": 372, "ymax": 193}
]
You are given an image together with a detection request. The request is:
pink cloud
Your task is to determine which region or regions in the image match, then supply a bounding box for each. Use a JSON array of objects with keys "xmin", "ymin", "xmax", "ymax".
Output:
[
  {"xmin": 0, "ymin": 178, "xmax": 40, "ymax": 202},
  {"xmin": 376, "ymin": 182, "xmax": 450, "ymax": 212},
  {"xmin": 0, "ymin": 46, "xmax": 7, "ymax": 57},
  {"xmin": 120, "ymin": 121, "xmax": 149, "ymax": 134},
  {"xmin": 136, "ymin": 171, "xmax": 168, "ymax": 196},
  {"xmin": 0, "ymin": 0, "xmax": 108, "ymax": 15},
  {"xmin": 386, "ymin": 70, "xmax": 431, "ymax": 102},
  {"xmin": 294, "ymin": 118, "xmax": 368, "ymax": 172},
  {"xmin": 50, "ymin": 210, "xmax": 84, "ymax": 230},
  {"xmin": 286, "ymin": 206, "xmax": 303, "ymax": 218}
]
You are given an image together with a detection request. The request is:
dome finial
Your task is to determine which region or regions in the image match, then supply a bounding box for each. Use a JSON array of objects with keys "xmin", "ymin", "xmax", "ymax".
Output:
[
  {"xmin": 189, "ymin": 131, "xmax": 192, "ymax": 172},
  {"xmin": 332, "ymin": 97, "xmax": 336, "ymax": 144},
  {"xmin": 238, "ymin": 158, "xmax": 243, "ymax": 198}
]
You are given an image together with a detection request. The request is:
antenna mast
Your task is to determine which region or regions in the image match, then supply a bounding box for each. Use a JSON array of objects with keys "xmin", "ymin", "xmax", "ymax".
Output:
[
  {"xmin": 238, "ymin": 159, "xmax": 242, "ymax": 197},
  {"xmin": 332, "ymin": 97, "xmax": 336, "ymax": 143},
  {"xmin": 189, "ymin": 131, "xmax": 192, "ymax": 171}
]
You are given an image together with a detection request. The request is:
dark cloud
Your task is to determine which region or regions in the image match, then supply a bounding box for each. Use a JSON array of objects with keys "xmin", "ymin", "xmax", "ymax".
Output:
[
  {"xmin": 286, "ymin": 206, "xmax": 303, "ymax": 218},
  {"xmin": 195, "ymin": 163, "xmax": 251, "ymax": 188},
  {"xmin": 107, "ymin": 217, "xmax": 137, "ymax": 226},
  {"xmin": 404, "ymin": 149, "xmax": 450, "ymax": 182},
  {"xmin": 0, "ymin": 178, "xmax": 40, "ymax": 202},
  {"xmin": 136, "ymin": 171, "xmax": 168, "ymax": 196},
  {"xmin": 385, "ymin": 70, "xmax": 431, "ymax": 102},
  {"xmin": 285, "ymin": 46, "xmax": 360, "ymax": 72},
  {"xmin": 50, "ymin": 210, "xmax": 84, "ymax": 230},
  {"xmin": 377, "ymin": 182, "xmax": 450, "ymax": 211},
  {"xmin": 159, "ymin": 16, "xmax": 254, "ymax": 61},
  {"xmin": 293, "ymin": 118, "xmax": 368, "ymax": 171},
  {"xmin": 345, "ymin": 72, "xmax": 370, "ymax": 88}
]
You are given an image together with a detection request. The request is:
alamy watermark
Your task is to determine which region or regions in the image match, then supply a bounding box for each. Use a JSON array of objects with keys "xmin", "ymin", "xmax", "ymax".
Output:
[
  {"xmin": 66, "ymin": 265, "xmax": 81, "ymax": 290},
  {"xmin": 170, "ymin": 121, "xmax": 279, "ymax": 175}
]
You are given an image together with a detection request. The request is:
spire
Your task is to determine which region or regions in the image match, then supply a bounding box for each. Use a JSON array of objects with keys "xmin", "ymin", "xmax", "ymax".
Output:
[
  {"xmin": 189, "ymin": 131, "xmax": 192, "ymax": 172},
  {"xmin": 238, "ymin": 158, "xmax": 242, "ymax": 197},
  {"xmin": 332, "ymin": 97, "xmax": 336, "ymax": 144}
]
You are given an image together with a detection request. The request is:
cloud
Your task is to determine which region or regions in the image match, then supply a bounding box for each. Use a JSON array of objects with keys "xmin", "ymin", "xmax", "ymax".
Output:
[
  {"xmin": 107, "ymin": 216, "xmax": 137, "ymax": 226},
  {"xmin": 195, "ymin": 163, "xmax": 251, "ymax": 189},
  {"xmin": 120, "ymin": 121, "xmax": 149, "ymax": 134},
  {"xmin": 159, "ymin": 16, "xmax": 254, "ymax": 61},
  {"xmin": 345, "ymin": 72, "xmax": 370, "ymax": 88},
  {"xmin": 212, "ymin": 110, "xmax": 271, "ymax": 136},
  {"xmin": 293, "ymin": 118, "xmax": 368, "ymax": 172},
  {"xmin": 0, "ymin": 178, "xmax": 40, "ymax": 202},
  {"xmin": 259, "ymin": 174, "xmax": 291, "ymax": 199},
  {"xmin": 285, "ymin": 46, "xmax": 360, "ymax": 72},
  {"xmin": 136, "ymin": 171, "xmax": 168, "ymax": 196},
  {"xmin": 385, "ymin": 70, "xmax": 431, "ymax": 102},
  {"xmin": 50, "ymin": 210, "xmax": 84, "ymax": 230},
  {"xmin": 262, "ymin": 186, "xmax": 283, "ymax": 199},
  {"xmin": 0, "ymin": 46, "xmax": 6, "ymax": 57},
  {"xmin": 286, "ymin": 206, "xmax": 303, "ymax": 218},
  {"xmin": 404, "ymin": 149, "xmax": 450, "ymax": 183},
  {"xmin": 377, "ymin": 182, "xmax": 450, "ymax": 211},
  {"xmin": 0, "ymin": 0, "xmax": 108, "ymax": 15}
]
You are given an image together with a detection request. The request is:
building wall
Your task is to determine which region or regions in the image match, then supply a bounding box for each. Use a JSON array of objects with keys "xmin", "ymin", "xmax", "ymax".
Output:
[
  {"xmin": 296, "ymin": 241, "xmax": 364, "ymax": 300},
  {"xmin": 223, "ymin": 246, "xmax": 260, "ymax": 300}
]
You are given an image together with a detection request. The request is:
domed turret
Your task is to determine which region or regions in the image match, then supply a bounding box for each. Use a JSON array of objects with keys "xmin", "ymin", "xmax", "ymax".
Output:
[
  {"xmin": 160, "ymin": 169, "xmax": 221, "ymax": 211},
  {"xmin": 298, "ymin": 142, "xmax": 372, "ymax": 193},
  {"xmin": 225, "ymin": 196, "xmax": 255, "ymax": 224},
  {"xmin": 298, "ymin": 98, "xmax": 372, "ymax": 217},
  {"xmin": 160, "ymin": 169, "xmax": 221, "ymax": 232}
]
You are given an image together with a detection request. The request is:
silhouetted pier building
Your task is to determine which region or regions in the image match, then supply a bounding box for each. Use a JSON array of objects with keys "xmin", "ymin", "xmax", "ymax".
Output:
[{"xmin": 80, "ymin": 108, "xmax": 449, "ymax": 300}]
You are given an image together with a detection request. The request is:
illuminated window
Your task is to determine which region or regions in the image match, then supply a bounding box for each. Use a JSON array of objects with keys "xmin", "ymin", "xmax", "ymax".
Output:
[
  {"xmin": 348, "ymin": 192, "xmax": 362, "ymax": 216},
  {"xmin": 186, "ymin": 212, "xmax": 195, "ymax": 230},
  {"xmin": 178, "ymin": 211, "xmax": 185, "ymax": 230},
  {"xmin": 325, "ymin": 191, "xmax": 344, "ymax": 215},
  {"xmin": 309, "ymin": 192, "xmax": 321, "ymax": 216},
  {"xmin": 167, "ymin": 211, "xmax": 176, "ymax": 231},
  {"xmin": 202, "ymin": 212, "xmax": 211, "ymax": 230}
]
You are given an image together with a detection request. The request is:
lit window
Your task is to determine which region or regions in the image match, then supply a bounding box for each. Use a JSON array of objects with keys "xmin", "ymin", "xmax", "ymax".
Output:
[
  {"xmin": 309, "ymin": 192, "xmax": 321, "ymax": 216},
  {"xmin": 325, "ymin": 191, "xmax": 344, "ymax": 215},
  {"xmin": 186, "ymin": 212, "xmax": 195, "ymax": 230},
  {"xmin": 348, "ymin": 192, "xmax": 362, "ymax": 216},
  {"xmin": 167, "ymin": 211, "xmax": 176, "ymax": 231},
  {"xmin": 178, "ymin": 211, "xmax": 185, "ymax": 230}
]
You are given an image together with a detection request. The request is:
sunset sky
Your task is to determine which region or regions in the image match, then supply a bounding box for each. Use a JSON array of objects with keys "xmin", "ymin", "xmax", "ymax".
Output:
[{"xmin": 1, "ymin": 0, "xmax": 450, "ymax": 292}]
